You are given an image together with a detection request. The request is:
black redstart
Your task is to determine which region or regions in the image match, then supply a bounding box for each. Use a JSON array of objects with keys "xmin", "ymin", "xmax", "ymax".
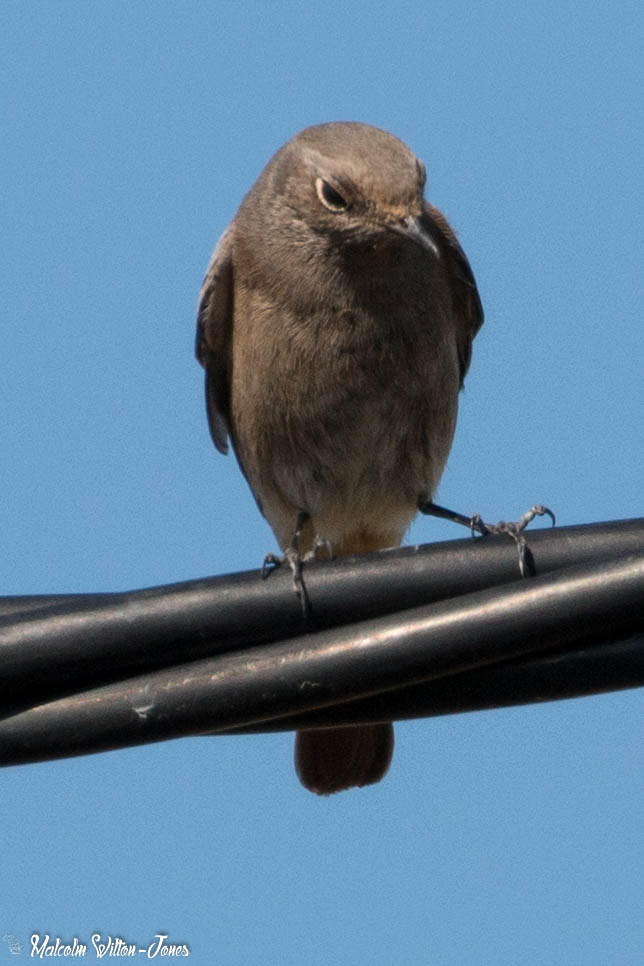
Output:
[{"xmin": 196, "ymin": 121, "xmax": 483, "ymax": 795}]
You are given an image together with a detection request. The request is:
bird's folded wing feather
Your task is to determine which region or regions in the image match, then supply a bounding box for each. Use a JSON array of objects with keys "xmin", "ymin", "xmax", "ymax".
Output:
[
  {"xmin": 423, "ymin": 202, "xmax": 484, "ymax": 386},
  {"xmin": 195, "ymin": 224, "xmax": 235, "ymax": 454}
]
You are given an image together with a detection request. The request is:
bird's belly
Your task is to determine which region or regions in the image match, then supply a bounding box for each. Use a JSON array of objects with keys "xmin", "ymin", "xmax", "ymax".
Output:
[
  {"xmin": 231, "ymin": 304, "xmax": 461, "ymax": 552},
  {"xmin": 259, "ymin": 382, "xmax": 456, "ymax": 552}
]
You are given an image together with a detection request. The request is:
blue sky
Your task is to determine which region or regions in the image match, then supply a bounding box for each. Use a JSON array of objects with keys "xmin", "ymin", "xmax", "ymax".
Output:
[{"xmin": 2, "ymin": 1, "xmax": 642, "ymax": 963}]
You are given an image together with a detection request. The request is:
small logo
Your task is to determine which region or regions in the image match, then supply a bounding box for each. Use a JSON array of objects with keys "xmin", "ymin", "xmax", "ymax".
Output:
[{"xmin": 2, "ymin": 933, "xmax": 23, "ymax": 955}]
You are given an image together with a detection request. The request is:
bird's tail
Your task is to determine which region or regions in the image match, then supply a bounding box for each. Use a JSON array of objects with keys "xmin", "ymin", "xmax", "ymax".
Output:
[
  {"xmin": 295, "ymin": 723, "xmax": 394, "ymax": 796},
  {"xmin": 292, "ymin": 526, "xmax": 401, "ymax": 795}
]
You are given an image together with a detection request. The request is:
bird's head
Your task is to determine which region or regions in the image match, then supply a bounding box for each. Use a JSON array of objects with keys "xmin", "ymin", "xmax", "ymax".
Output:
[{"xmin": 261, "ymin": 121, "xmax": 440, "ymax": 257}]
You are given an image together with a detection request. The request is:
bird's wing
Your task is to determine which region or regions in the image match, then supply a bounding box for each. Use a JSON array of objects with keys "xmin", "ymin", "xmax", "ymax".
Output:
[
  {"xmin": 195, "ymin": 223, "xmax": 235, "ymax": 454},
  {"xmin": 422, "ymin": 202, "xmax": 484, "ymax": 386}
]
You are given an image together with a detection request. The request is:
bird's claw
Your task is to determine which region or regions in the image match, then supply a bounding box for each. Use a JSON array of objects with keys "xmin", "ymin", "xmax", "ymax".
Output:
[
  {"xmin": 261, "ymin": 552, "xmax": 283, "ymax": 579},
  {"xmin": 419, "ymin": 498, "xmax": 555, "ymax": 578},
  {"xmin": 469, "ymin": 504, "xmax": 556, "ymax": 576},
  {"xmin": 261, "ymin": 511, "xmax": 313, "ymax": 618},
  {"xmin": 262, "ymin": 546, "xmax": 311, "ymax": 617}
]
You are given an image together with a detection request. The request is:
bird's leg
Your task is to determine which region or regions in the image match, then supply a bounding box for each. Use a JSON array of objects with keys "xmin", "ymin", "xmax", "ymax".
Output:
[
  {"xmin": 262, "ymin": 510, "xmax": 313, "ymax": 617},
  {"xmin": 418, "ymin": 498, "xmax": 555, "ymax": 578},
  {"xmin": 417, "ymin": 500, "xmax": 478, "ymax": 531},
  {"xmin": 469, "ymin": 505, "xmax": 556, "ymax": 577}
]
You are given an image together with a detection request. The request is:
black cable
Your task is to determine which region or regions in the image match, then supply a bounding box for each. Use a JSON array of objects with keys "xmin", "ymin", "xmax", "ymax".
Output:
[
  {"xmin": 1, "ymin": 518, "xmax": 643, "ymax": 717},
  {"xmin": 232, "ymin": 633, "xmax": 643, "ymax": 732},
  {"xmin": 1, "ymin": 551, "xmax": 642, "ymax": 766}
]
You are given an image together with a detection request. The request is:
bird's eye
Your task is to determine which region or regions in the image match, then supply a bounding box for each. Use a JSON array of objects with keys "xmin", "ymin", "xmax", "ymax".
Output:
[{"xmin": 315, "ymin": 177, "xmax": 349, "ymax": 212}]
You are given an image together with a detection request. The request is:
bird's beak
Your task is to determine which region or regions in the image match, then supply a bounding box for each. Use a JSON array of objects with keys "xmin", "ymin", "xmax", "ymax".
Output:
[{"xmin": 387, "ymin": 214, "xmax": 439, "ymax": 257}]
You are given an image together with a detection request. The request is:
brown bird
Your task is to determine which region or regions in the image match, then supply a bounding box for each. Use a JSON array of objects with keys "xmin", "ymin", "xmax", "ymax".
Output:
[{"xmin": 196, "ymin": 121, "xmax": 483, "ymax": 795}]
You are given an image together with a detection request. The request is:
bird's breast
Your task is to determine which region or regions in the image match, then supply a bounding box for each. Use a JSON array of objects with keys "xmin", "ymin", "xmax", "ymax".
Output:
[{"xmin": 229, "ymin": 281, "xmax": 460, "ymax": 549}]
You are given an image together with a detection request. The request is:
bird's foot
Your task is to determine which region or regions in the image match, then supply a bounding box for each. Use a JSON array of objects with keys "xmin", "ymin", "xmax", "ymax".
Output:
[
  {"xmin": 419, "ymin": 499, "xmax": 555, "ymax": 577},
  {"xmin": 469, "ymin": 505, "xmax": 555, "ymax": 576},
  {"xmin": 262, "ymin": 545, "xmax": 311, "ymax": 615},
  {"xmin": 261, "ymin": 510, "xmax": 313, "ymax": 618}
]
